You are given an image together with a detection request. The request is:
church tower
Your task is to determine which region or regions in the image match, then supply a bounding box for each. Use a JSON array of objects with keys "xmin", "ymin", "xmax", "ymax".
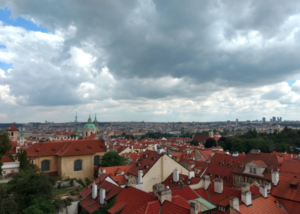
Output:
[
  {"xmin": 209, "ymin": 127, "xmax": 214, "ymax": 138},
  {"xmin": 6, "ymin": 124, "xmax": 19, "ymax": 142},
  {"xmin": 83, "ymin": 115, "xmax": 97, "ymax": 138}
]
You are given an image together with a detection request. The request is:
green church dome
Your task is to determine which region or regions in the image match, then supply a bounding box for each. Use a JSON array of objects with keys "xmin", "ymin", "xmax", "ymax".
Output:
[{"xmin": 84, "ymin": 123, "xmax": 97, "ymax": 129}]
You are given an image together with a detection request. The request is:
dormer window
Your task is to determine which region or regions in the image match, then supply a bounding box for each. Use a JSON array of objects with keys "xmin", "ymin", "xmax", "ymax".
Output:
[{"xmin": 250, "ymin": 167, "xmax": 256, "ymax": 174}]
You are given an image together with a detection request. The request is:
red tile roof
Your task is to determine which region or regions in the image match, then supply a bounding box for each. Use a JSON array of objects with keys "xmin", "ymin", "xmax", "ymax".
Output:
[
  {"xmin": 108, "ymin": 201, "xmax": 127, "ymax": 214},
  {"xmin": 6, "ymin": 124, "xmax": 19, "ymax": 131},
  {"xmin": 239, "ymin": 195, "xmax": 287, "ymax": 214},
  {"xmin": 252, "ymin": 160, "xmax": 267, "ymax": 168},
  {"xmin": 79, "ymin": 180, "xmax": 122, "ymax": 213},
  {"xmin": 110, "ymin": 175, "xmax": 126, "ymax": 186},
  {"xmin": 100, "ymin": 165, "xmax": 133, "ymax": 177},
  {"xmin": 160, "ymin": 200, "xmax": 190, "ymax": 214},
  {"xmin": 171, "ymin": 187, "xmax": 199, "ymax": 201},
  {"xmin": 127, "ymin": 150, "xmax": 164, "ymax": 177},
  {"xmin": 162, "ymin": 173, "xmax": 201, "ymax": 189},
  {"xmin": 80, "ymin": 174, "xmax": 108, "ymax": 198},
  {"xmin": 9, "ymin": 141, "xmax": 17, "ymax": 154},
  {"xmin": 171, "ymin": 195, "xmax": 191, "ymax": 210},
  {"xmin": 26, "ymin": 139, "xmax": 106, "ymax": 157},
  {"xmin": 232, "ymin": 152, "xmax": 281, "ymax": 181},
  {"xmin": 1, "ymin": 155, "xmax": 14, "ymax": 163},
  {"xmin": 279, "ymin": 159, "xmax": 300, "ymax": 178},
  {"xmin": 131, "ymin": 201, "xmax": 161, "ymax": 214},
  {"xmin": 205, "ymin": 153, "xmax": 245, "ymax": 187},
  {"xmin": 193, "ymin": 134, "xmax": 210, "ymax": 142},
  {"xmin": 85, "ymin": 133, "xmax": 96, "ymax": 140},
  {"xmin": 271, "ymin": 175, "xmax": 300, "ymax": 202},
  {"xmin": 111, "ymin": 187, "xmax": 157, "ymax": 214},
  {"xmin": 276, "ymin": 198, "xmax": 300, "ymax": 214}
]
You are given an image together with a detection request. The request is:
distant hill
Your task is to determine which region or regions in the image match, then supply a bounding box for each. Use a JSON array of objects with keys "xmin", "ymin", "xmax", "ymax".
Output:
[{"xmin": 0, "ymin": 123, "xmax": 23, "ymax": 130}]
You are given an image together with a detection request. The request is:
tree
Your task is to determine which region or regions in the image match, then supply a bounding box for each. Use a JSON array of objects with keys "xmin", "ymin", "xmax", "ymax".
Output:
[
  {"xmin": 100, "ymin": 152, "xmax": 128, "ymax": 167},
  {"xmin": 93, "ymin": 197, "xmax": 115, "ymax": 214},
  {"xmin": 53, "ymin": 197, "xmax": 73, "ymax": 214},
  {"xmin": 22, "ymin": 198, "xmax": 56, "ymax": 214},
  {"xmin": 189, "ymin": 140, "xmax": 199, "ymax": 146},
  {"xmin": 7, "ymin": 169, "xmax": 56, "ymax": 211},
  {"xmin": 18, "ymin": 149, "xmax": 29, "ymax": 171},
  {"xmin": 231, "ymin": 138, "xmax": 246, "ymax": 153},
  {"xmin": 0, "ymin": 185, "xmax": 18, "ymax": 213},
  {"xmin": 204, "ymin": 138, "xmax": 216, "ymax": 148},
  {"xmin": 0, "ymin": 130, "xmax": 12, "ymax": 158}
]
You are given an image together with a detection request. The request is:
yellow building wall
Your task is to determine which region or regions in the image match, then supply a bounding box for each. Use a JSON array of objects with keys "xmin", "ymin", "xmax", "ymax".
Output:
[
  {"xmin": 119, "ymin": 147, "xmax": 132, "ymax": 154},
  {"xmin": 60, "ymin": 155, "xmax": 93, "ymax": 180},
  {"xmin": 34, "ymin": 156, "xmax": 58, "ymax": 172},
  {"xmin": 142, "ymin": 154, "xmax": 189, "ymax": 192}
]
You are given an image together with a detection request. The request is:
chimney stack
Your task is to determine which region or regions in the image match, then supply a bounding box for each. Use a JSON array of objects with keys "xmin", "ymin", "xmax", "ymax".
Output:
[
  {"xmin": 188, "ymin": 171, "xmax": 195, "ymax": 180},
  {"xmin": 99, "ymin": 188, "xmax": 106, "ymax": 205},
  {"xmin": 153, "ymin": 183, "xmax": 165, "ymax": 197},
  {"xmin": 241, "ymin": 183, "xmax": 252, "ymax": 206},
  {"xmin": 138, "ymin": 169, "xmax": 143, "ymax": 184},
  {"xmin": 102, "ymin": 168, "xmax": 106, "ymax": 174},
  {"xmin": 92, "ymin": 182, "xmax": 97, "ymax": 199},
  {"xmin": 173, "ymin": 169, "xmax": 179, "ymax": 182},
  {"xmin": 259, "ymin": 184, "xmax": 268, "ymax": 198},
  {"xmin": 265, "ymin": 182, "xmax": 271, "ymax": 191},
  {"xmin": 230, "ymin": 197, "xmax": 239, "ymax": 214},
  {"xmin": 272, "ymin": 171, "xmax": 279, "ymax": 186},
  {"xmin": 214, "ymin": 178, "xmax": 223, "ymax": 194},
  {"xmin": 203, "ymin": 175, "xmax": 210, "ymax": 190},
  {"xmin": 158, "ymin": 188, "xmax": 172, "ymax": 204},
  {"xmin": 190, "ymin": 201, "xmax": 200, "ymax": 214}
]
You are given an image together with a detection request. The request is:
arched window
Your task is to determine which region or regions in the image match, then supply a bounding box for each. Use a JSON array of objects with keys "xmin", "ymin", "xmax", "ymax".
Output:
[
  {"xmin": 41, "ymin": 160, "xmax": 50, "ymax": 171},
  {"xmin": 94, "ymin": 156, "xmax": 100, "ymax": 166},
  {"xmin": 74, "ymin": 160, "xmax": 82, "ymax": 171},
  {"xmin": 11, "ymin": 132, "xmax": 13, "ymax": 136}
]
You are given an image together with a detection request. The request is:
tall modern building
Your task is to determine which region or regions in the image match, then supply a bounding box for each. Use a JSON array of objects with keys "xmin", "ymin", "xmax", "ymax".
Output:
[
  {"xmin": 236, "ymin": 119, "xmax": 238, "ymax": 125},
  {"xmin": 75, "ymin": 112, "xmax": 78, "ymax": 123},
  {"xmin": 262, "ymin": 117, "xmax": 266, "ymax": 123},
  {"xmin": 272, "ymin": 116, "xmax": 276, "ymax": 122}
]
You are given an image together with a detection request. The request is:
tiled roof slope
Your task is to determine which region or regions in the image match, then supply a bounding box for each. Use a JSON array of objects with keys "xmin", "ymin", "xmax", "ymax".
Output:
[
  {"xmin": 79, "ymin": 180, "xmax": 122, "ymax": 214},
  {"xmin": 279, "ymin": 159, "xmax": 300, "ymax": 178},
  {"xmin": 1, "ymin": 155, "xmax": 14, "ymax": 163},
  {"xmin": 110, "ymin": 187, "xmax": 157, "ymax": 214},
  {"xmin": 26, "ymin": 139, "xmax": 106, "ymax": 157},
  {"xmin": 271, "ymin": 175, "xmax": 300, "ymax": 202},
  {"xmin": 276, "ymin": 198, "xmax": 300, "ymax": 214},
  {"xmin": 162, "ymin": 173, "xmax": 201, "ymax": 189},
  {"xmin": 171, "ymin": 186, "xmax": 199, "ymax": 200},
  {"xmin": 6, "ymin": 124, "xmax": 19, "ymax": 131},
  {"xmin": 127, "ymin": 150, "xmax": 164, "ymax": 177},
  {"xmin": 160, "ymin": 200, "xmax": 190, "ymax": 214},
  {"xmin": 100, "ymin": 165, "xmax": 133, "ymax": 177},
  {"xmin": 80, "ymin": 174, "xmax": 108, "ymax": 198},
  {"xmin": 239, "ymin": 194, "xmax": 287, "ymax": 214},
  {"xmin": 193, "ymin": 134, "xmax": 210, "ymax": 142},
  {"xmin": 232, "ymin": 152, "xmax": 282, "ymax": 181},
  {"xmin": 205, "ymin": 153, "xmax": 245, "ymax": 187}
]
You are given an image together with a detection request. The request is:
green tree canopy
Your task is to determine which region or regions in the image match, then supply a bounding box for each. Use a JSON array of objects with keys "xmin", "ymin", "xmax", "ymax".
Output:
[
  {"xmin": 7, "ymin": 169, "xmax": 56, "ymax": 211},
  {"xmin": 204, "ymin": 138, "xmax": 216, "ymax": 148},
  {"xmin": 230, "ymin": 138, "xmax": 246, "ymax": 153},
  {"xmin": 0, "ymin": 130, "xmax": 12, "ymax": 158},
  {"xmin": 0, "ymin": 185, "xmax": 18, "ymax": 213},
  {"xmin": 189, "ymin": 140, "xmax": 199, "ymax": 146},
  {"xmin": 100, "ymin": 152, "xmax": 128, "ymax": 167}
]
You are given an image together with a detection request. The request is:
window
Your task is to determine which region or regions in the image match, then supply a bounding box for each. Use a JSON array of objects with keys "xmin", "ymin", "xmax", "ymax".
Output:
[
  {"xmin": 11, "ymin": 132, "xmax": 13, "ymax": 136},
  {"xmin": 250, "ymin": 167, "xmax": 256, "ymax": 174},
  {"xmin": 74, "ymin": 160, "xmax": 82, "ymax": 171},
  {"xmin": 94, "ymin": 156, "xmax": 100, "ymax": 166},
  {"xmin": 253, "ymin": 168, "xmax": 256, "ymax": 174},
  {"xmin": 250, "ymin": 167, "xmax": 253, "ymax": 173},
  {"xmin": 236, "ymin": 176, "xmax": 240, "ymax": 183},
  {"xmin": 41, "ymin": 160, "xmax": 50, "ymax": 171}
]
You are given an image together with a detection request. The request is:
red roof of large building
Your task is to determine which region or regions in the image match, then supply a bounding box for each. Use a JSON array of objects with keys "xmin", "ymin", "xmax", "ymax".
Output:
[
  {"xmin": 160, "ymin": 200, "xmax": 190, "ymax": 214},
  {"xmin": 162, "ymin": 173, "xmax": 201, "ymax": 189},
  {"xmin": 1, "ymin": 155, "xmax": 14, "ymax": 163},
  {"xmin": 193, "ymin": 134, "xmax": 210, "ymax": 142},
  {"xmin": 271, "ymin": 175, "xmax": 300, "ymax": 203},
  {"xmin": 26, "ymin": 139, "xmax": 106, "ymax": 157},
  {"xmin": 171, "ymin": 186, "xmax": 199, "ymax": 201},
  {"xmin": 279, "ymin": 159, "xmax": 300, "ymax": 178}
]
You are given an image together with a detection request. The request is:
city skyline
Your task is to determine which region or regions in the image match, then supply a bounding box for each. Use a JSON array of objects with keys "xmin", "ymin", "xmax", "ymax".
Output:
[{"xmin": 1, "ymin": 1, "xmax": 300, "ymax": 122}]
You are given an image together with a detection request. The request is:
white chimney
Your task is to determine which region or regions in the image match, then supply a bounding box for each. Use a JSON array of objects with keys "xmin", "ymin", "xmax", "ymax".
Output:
[
  {"xmin": 259, "ymin": 184, "xmax": 268, "ymax": 198},
  {"xmin": 190, "ymin": 201, "xmax": 200, "ymax": 214},
  {"xmin": 138, "ymin": 169, "xmax": 143, "ymax": 184},
  {"xmin": 203, "ymin": 175, "xmax": 210, "ymax": 190},
  {"xmin": 154, "ymin": 144, "xmax": 157, "ymax": 151},
  {"xmin": 241, "ymin": 183, "xmax": 252, "ymax": 206},
  {"xmin": 102, "ymin": 168, "xmax": 106, "ymax": 174},
  {"xmin": 214, "ymin": 178, "xmax": 223, "ymax": 194},
  {"xmin": 173, "ymin": 169, "xmax": 179, "ymax": 182},
  {"xmin": 131, "ymin": 145, "xmax": 134, "ymax": 150},
  {"xmin": 265, "ymin": 182, "xmax": 271, "ymax": 191},
  {"xmin": 92, "ymin": 182, "xmax": 97, "ymax": 199},
  {"xmin": 121, "ymin": 170, "xmax": 124, "ymax": 175},
  {"xmin": 188, "ymin": 171, "xmax": 195, "ymax": 180},
  {"xmin": 272, "ymin": 171, "xmax": 279, "ymax": 186},
  {"xmin": 230, "ymin": 197, "xmax": 239, "ymax": 213},
  {"xmin": 99, "ymin": 188, "xmax": 106, "ymax": 205}
]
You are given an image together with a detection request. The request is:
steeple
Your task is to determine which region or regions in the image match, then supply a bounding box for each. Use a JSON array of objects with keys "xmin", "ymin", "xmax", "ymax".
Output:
[
  {"xmin": 75, "ymin": 112, "xmax": 78, "ymax": 123},
  {"xmin": 20, "ymin": 125, "xmax": 24, "ymax": 139},
  {"xmin": 88, "ymin": 115, "xmax": 92, "ymax": 123}
]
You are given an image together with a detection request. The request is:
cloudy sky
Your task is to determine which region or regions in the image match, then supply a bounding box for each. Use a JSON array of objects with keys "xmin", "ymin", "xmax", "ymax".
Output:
[{"xmin": 1, "ymin": 0, "xmax": 300, "ymax": 123}]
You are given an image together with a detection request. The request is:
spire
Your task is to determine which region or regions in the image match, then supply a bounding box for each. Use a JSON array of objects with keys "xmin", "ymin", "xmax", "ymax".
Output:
[
  {"xmin": 88, "ymin": 114, "xmax": 92, "ymax": 123},
  {"xmin": 20, "ymin": 125, "xmax": 24, "ymax": 139}
]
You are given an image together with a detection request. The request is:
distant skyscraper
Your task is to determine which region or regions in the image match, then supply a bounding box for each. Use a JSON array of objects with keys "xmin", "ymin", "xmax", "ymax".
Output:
[
  {"xmin": 280, "ymin": 117, "xmax": 282, "ymax": 122},
  {"xmin": 236, "ymin": 119, "xmax": 238, "ymax": 125},
  {"xmin": 262, "ymin": 117, "xmax": 266, "ymax": 123},
  {"xmin": 75, "ymin": 112, "xmax": 78, "ymax": 123},
  {"xmin": 272, "ymin": 116, "xmax": 276, "ymax": 122}
]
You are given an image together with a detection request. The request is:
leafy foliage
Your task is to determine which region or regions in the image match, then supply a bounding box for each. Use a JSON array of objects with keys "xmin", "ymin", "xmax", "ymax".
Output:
[
  {"xmin": 140, "ymin": 132, "xmax": 175, "ymax": 140},
  {"xmin": 22, "ymin": 198, "xmax": 56, "ymax": 214},
  {"xmin": 188, "ymin": 140, "xmax": 199, "ymax": 146},
  {"xmin": 0, "ymin": 185, "xmax": 18, "ymax": 214},
  {"xmin": 93, "ymin": 197, "xmax": 116, "ymax": 214},
  {"xmin": 218, "ymin": 127, "xmax": 299, "ymax": 154},
  {"xmin": 0, "ymin": 130, "xmax": 12, "ymax": 158},
  {"xmin": 100, "ymin": 151, "xmax": 128, "ymax": 167},
  {"xmin": 7, "ymin": 169, "xmax": 56, "ymax": 211},
  {"xmin": 85, "ymin": 177, "xmax": 92, "ymax": 185},
  {"xmin": 18, "ymin": 149, "xmax": 29, "ymax": 171},
  {"xmin": 204, "ymin": 138, "xmax": 216, "ymax": 148}
]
